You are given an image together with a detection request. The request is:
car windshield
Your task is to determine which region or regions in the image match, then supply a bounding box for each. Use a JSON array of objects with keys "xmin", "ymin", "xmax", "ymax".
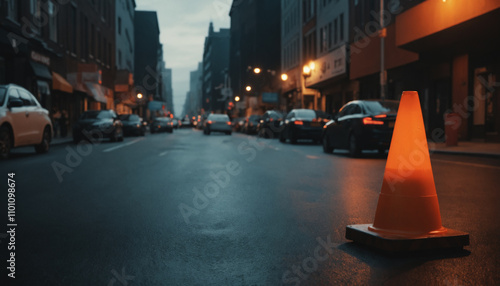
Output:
[
  {"xmin": 80, "ymin": 111, "xmax": 112, "ymax": 119},
  {"xmin": 269, "ymin": 111, "xmax": 282, "ymax": 119},
  {"xmin": 209, "ymin": 114, "xmax": 229, "ymax": 121},
  {"xmin": 295, "ymin": 109, "xmax": 316, "ymax": 119},
  {"xmin": 0, "ymin": 87, "xmax": 6, "ymax": 106},
  {"xmin": 363, "ymin": 100, "xmax": 399, "ymax": 115}
]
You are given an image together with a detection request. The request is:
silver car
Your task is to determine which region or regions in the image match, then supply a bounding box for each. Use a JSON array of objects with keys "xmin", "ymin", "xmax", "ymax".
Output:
[{"xmin": 203, "ymin": 114, "xmax": 232, "ymax": 135}]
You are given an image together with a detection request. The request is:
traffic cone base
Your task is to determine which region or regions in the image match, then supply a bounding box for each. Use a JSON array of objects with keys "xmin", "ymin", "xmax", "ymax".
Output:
[
  {"xmin": 346, "ymin": 224, "xmax": 469, "ymax": 253},
  {"xmin": 345, "ymin": 91, "xmax": 469, "ymax": 253}
]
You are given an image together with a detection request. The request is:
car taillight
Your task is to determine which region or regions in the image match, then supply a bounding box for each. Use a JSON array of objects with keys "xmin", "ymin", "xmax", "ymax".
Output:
[
  {"xmin": 207, "ymin": 120, "xmax": 213, "ymax": 124},
  {"xmin": 294, "ymin": 120, "xmax": 303, "ymax": 125},
  {"xmin": 269, "ymin": 118, "xmax": 273, "ymax": 122},
  {"xmin": 363, "ymin": 117, "xmax": 384, "ymax": 125},
  {"xmin": 374, "ymin": 114, "xmax": 387, "ymax": 118},
  {"xmin": 227, "ymin": 121, "xmax": 231, "ymax": 125}
]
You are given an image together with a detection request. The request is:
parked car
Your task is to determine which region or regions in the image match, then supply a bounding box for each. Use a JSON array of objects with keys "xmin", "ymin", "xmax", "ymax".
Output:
[
  {"xmin": 257, "ymin": 110, "xmax": 284, "ymax": 138},
  {"xmin": 242, "ymin": 115, "xmax": 262, "ymax": 134},
  {"xmin": 150, "ymin": 117, "xmax": 173, "ymax": 133},
  {"xmin": 279, "ymin": 109, "xmax": 329, "ymax": 144},
  {"xmin": 0, "ymin": 84, "xmax": 52, "ymax": 159},
  {"xmin": 322, "ymin": 99, "xmax": 399, "ymax": 156},
  {"xmin": 73, "ymin": 110, "xmax": 124, "ymax": 143},
  {"xmin": 119, "ymin": 114, "xmax": 145, "ymax": 136},
  {"xmin": 232, "ymin": 117, "xmax": 246, "ymax": 132},
  {"xmin": 204, "ymin": 113, "xmax": 232, "ymax": 135},
  {"xmin": 181, "ymin": 117, "xmax": 192, "ymax": 127}
]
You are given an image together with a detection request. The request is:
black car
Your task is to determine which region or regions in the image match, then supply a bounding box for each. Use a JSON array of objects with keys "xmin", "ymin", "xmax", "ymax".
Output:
[
  {"xmin": 257, "ymin": 110, "xmax": 284, "ymax": 138},
  {"xmin": 242, "ymin": 115, "xmax": 262, "ymax": 134},
  {"xmin": 73, "ymin": 110, "xmax": 124, "ymax": 143},
  {"xmin": 150, "ymin": 117, "xmax": 173, "ymax": 134},
  {"xmin": 119, "ymin": 114, "xmax": 145, "ymax": 136},
  {"xmin": 322, "ymin": 99, "xmax": 399, "ymax": 156},
  {"xmin": 279, "ymin": 109, "xmax": 329, "ymax": 144}
]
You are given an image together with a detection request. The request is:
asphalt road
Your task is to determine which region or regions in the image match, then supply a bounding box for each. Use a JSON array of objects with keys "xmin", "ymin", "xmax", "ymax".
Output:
[{"xmin": 1, "ymin": 128, "xmax": 499, "ymax": 285}]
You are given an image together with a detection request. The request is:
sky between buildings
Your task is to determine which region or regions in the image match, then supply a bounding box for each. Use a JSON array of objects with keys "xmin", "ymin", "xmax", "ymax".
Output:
[{"xmin": 135, "ymin": 0, "xmax": 231, "ymax": 116}]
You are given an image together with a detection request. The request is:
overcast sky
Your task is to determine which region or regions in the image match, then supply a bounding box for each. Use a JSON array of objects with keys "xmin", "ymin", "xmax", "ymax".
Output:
[{"xmin": 135, "ymin": 0, "xmax": 231, "ymax": 116}]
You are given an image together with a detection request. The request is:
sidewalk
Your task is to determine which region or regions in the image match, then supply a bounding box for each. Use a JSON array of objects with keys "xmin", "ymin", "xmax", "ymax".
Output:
[
  {"xmin": 51, "ymin": 132, "xmax": 73, "ymax": 146},
  {"xmin": 429, "ymin": 141, "xmax": 500, "ymax": 158}
]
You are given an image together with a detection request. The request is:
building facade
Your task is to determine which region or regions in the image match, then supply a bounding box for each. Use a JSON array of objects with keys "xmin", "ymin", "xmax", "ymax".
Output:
[
  {"xmin": 1, "ymin": 0, "xmax": 119, "ymax": 136},
  {"xmin": 134, "ymin": 10, "xmax": 161, "ymax": 118},
  {"xmin": 115, "ymin": 0, "xmax": 136, "ymax": 115},
  {"xmin": 202, "ymin": 22, "xmax": 230, "ymax": 113},
  {"xmin": 229, "ymin": 0, "xmax": 281, "ymax": 117}
]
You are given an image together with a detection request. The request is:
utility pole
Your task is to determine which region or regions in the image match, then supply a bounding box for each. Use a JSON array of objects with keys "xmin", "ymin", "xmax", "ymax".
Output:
[{"xmin": 380, "ymin": 0, "xmax": 386, "ymax": 100}]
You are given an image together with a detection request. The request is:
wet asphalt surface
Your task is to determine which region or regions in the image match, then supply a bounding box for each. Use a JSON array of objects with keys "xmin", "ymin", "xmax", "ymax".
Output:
[{"xmin": 1, "ymin": 128, "xmax": 500, "ymax": 285}]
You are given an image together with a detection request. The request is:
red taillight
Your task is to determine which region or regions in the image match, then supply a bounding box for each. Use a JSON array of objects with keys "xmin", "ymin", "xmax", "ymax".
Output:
[
  {"xmin": 363, "ymin": 117, "xmax": 384, "ymax": 125},
  {"xmin": 270, "ymin": 118, "xmax": 273, "ymax": 122},
  {"xmin": 374, "ymin": 114, "xmax": 387, "ymax": 118},
  {"xmin": 294, "ymin": 120, "xmax": 304, "ymax": 125},
  {"xmin": 207, "ymin": 120, "xmax": 213, "ymax": 124},
  {"xmin": 227, "ymin": 121, "xmax": 231, "ymax": 125}
]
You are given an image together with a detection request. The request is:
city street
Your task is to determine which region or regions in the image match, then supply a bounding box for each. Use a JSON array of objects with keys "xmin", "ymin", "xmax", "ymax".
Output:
[{"xmin": 1, "ymin": 128, "xmax": 500, "ymax": 285}]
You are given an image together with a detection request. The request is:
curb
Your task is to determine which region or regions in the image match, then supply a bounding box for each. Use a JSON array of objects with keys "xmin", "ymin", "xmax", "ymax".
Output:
[{"xmin": 430, "ymin": 149, "xmax": 500, "ymax": 159}]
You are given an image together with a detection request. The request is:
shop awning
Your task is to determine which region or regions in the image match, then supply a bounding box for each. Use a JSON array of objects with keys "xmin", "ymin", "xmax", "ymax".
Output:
[
  {"xmin": 37, "ymin": 80, "xmax": 51, "ymax": 95},
  {"xmin": 52, "ymin": 72, "xmax": 73, "ymax": 93},
  {"xmin": 84, "ymin": 82, "xmax": 107, "ymax": 103},
  {"xmin": 30, "ymin": 61, "xmax": 52, "ymax": 80}
]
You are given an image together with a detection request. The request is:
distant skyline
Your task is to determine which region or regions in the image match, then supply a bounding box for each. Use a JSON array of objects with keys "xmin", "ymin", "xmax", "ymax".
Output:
[{"xmin": 135, "ymin": 0, "xmax": 231, "ymax": 116}]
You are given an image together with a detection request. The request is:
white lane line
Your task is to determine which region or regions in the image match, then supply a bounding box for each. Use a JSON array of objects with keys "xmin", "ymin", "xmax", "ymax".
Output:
[
  {"xmin": 159, "ymin": 151, "xmax": 168, "ymax": 157},
  {"xmin": 432, "ymin": 159, "xmax": 500, "ymax": 170},
  {"xmin": 102, "ymin": 138, "xmax": 144, "ymax": 153}
]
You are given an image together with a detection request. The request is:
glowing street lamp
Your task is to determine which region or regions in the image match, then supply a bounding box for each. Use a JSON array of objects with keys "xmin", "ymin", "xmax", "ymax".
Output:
[
  {"xmin": 137, "ymin": 93, "xmax": 143, "ymax": 99},
  {"xmin": 253, "ymin": 67, "xmax": 261, "ymax": 74},
  {"xmin": 302, "ymin": 65, "xmax": 311, "ymax": 78},
  {"xmin": 245, "ymin": 85, "xmax": 252, "ymax": 92},
  {"xmin": 235, "ymin": 96, "xmax": 240, "ymax": 102},
  {"xmin": 281, "ymin": 73, "xmax": 288, "ymax": 81}
]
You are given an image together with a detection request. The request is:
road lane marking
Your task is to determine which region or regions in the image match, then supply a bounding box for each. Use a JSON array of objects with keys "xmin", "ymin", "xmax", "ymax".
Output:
[
  {"xmin": 102, "ymin": 138, "xmax": 144, "ymax": 153},
  {"xmin": 432, "ymin": 159, "xmax": 500, "ymax": 170},
  {"xmin": 306, "ymin": 155, "xmax": 319, "ymax": 159},
  {"xmin": 159, "ymin": 151, "xmax": 168, "ymax": 157}
]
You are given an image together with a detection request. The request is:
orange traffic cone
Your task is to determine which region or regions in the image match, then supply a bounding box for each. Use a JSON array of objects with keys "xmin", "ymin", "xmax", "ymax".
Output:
[{"xmin": 346, "ymin": 91, "xmax": 469, "ymax": 253}]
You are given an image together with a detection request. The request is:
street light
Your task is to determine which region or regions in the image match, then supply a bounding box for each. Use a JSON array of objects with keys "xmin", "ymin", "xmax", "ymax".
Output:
[
  {"xmin": 302, "ymin": 65, "xmax": 311, "ymax": 78},
  {"xmin": 245, "ymin": 85, "xmax": 252, "ymax": 92},
  {"xmin": 137, "ymin": 93, "xmax": 143, "ymax": 99},
  {"xmin": 281, "ymin": 73, "xmax": 288, "ymax": 81},
  {"xmin": 253, "ymin": 67, "xmax": 261, "ymax": 74},
  {"xmin": 235, "ymin": 96, "xmax": 240, "ymax": 102}
]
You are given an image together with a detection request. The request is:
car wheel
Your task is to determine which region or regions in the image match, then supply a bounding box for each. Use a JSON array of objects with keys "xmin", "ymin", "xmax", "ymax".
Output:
[
  {"xmin": 35, "ymin": 126, "xmax": 51, "ymax": 154},
  {"xmin": 322, "ymin": 135, "xmax": 334, "ymax": 153},
  {"xmin": 349, "ymin": 133, "xmax": 361, "ymax": 157},
  {"xmin": 118, "ymin": 128, "xmax": 124, "ymax": 141},
  {"xmin": 0, "ymin": 127, "xmax": 12, "ymax": 159}
]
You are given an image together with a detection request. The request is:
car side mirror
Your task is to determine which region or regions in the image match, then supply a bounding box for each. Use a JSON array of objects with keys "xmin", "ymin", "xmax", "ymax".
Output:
[{"xmin": 8, "ymin": 98, "xmax": 23, "ymax": 109}]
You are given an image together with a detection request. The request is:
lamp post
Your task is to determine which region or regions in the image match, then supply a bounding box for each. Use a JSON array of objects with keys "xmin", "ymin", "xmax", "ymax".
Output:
[{"xmin": 380, "ymin": 0, "xmax": 386, "ymax": 100}]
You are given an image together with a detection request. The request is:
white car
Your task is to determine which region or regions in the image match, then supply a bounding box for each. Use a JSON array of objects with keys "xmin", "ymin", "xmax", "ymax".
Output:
[{"xmin": 0, "ymin": 84, "xmax": 53, "ymax": 159}]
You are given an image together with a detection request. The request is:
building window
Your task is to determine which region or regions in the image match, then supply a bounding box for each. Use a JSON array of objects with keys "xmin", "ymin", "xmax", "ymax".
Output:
[
  {"xmin": 118, "ymin": 50, "xmax": 122, "ymax": 67},
  {"xmin": 340, "ymin": 13, "xmax": 344, "ymax": 42},
  {"xmin": 71, "ymin": 5, "xmax": 77, "ymax": 54},
  {"xmin": 319, "ymin": 28, "xmax": 323, "ymax": 53},
  {"xmin": 90, "ymin": 24, "xmax": 95, "ymax": 58},
  {"xmin": 118, "ymin": 17, "xmax": 121, "ymax": 35},
  {"xmin": 7, "ymin": 0, "xmax": 19, "ymax": 22},
  {"xmin": 48, "ymin": 1, "xmax": 57, "ymax": 42},
  {"xmin": 328, "ymin": 22, "xmax": 332, "ymax": 49},
  {"xmin": 108, "ymin": 43, "xmax": 112, "ymax": 66},
  {"xmin": 334, "ymin": 18, "xmax": 338, "ymax": 45}
]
